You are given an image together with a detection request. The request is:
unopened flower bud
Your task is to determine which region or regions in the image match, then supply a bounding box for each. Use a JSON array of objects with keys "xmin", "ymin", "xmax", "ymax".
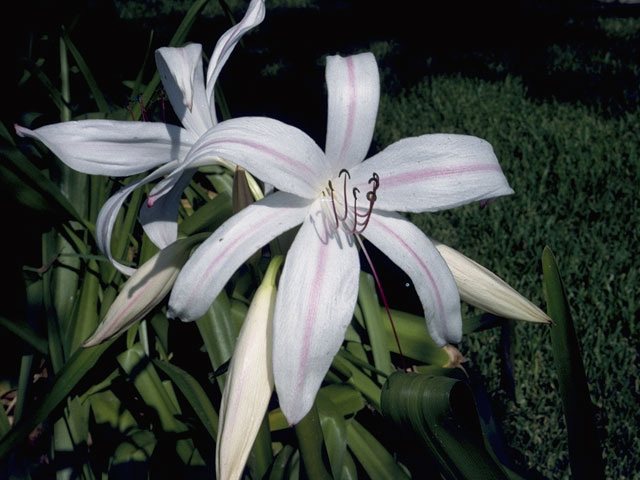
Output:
[
  {"xmin": 83, "ymin": 235, "xmax": 204, "ymax": 347},
  {"xmin": 434, "ymin": 241, "xmax": 551, "ymax": 324},
  {"xmin": 216, "ymin": 256, "xmax": 283, "ymax": 480}
]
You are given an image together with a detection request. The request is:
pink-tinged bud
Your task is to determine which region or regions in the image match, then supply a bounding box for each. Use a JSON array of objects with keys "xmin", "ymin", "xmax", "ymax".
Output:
[
  {"xmin": 82, "ymin": 236, "xmax": 204, "ymax": 347},
  {"xmin": 216, "ymin": 256, "xmax": 283, "ymax": 480},
  {"xmin": 434, "ymin": 241, "xmax": 551, "ymax": 325}
]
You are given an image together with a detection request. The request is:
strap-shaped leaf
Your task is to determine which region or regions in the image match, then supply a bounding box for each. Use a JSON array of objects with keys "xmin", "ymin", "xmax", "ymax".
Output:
[
  {"xmin": 345, "ymin": 419, "xmax": 410, "ymax": 480},
  {"xmin": 542, "ymin": 247, "xmax": 605, "ymax": 479},
  {"xmin": 61, "ymin": 28, "xmax": 110, "ymax": 114},
  {"xmin": 381, "ymin": 371, "xmax": 510, "ymax": 480},
  {"xmin": 0, "ymin": 340, "xmax": 113, "ymax": 459},
  {"xmin": 153, "ymin": 359, "xmax": 219, "ymax": 441}
]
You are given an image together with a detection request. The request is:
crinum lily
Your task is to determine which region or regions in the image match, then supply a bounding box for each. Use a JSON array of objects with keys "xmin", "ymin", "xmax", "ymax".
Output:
[
  {"xmin": 15, "ymin": 0, "xmax": 265, "ymax": 275},
  {"xmin": 166, "ymin": 52, "xmax": 514, "ymax": 424}
]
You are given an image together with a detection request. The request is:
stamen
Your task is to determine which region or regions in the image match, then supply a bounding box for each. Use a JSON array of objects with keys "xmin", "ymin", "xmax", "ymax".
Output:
[
  {"xmin": 338, "ymin": 169, "xmax": 350, "ymax": 222},
  {"xmin": 326, "ymin": 170, "xmax": 380, "ymax": 235},
  {"xmin": 328, "ymin": 180, "xmax": 340, "ymax": 229}
]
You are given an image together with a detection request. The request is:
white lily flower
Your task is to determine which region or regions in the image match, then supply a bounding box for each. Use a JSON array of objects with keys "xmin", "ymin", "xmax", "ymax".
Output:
[
  {"xmin": 215, "ymin": 256, "xmax": 281, "ymax": 480},
  {"xmin": 15, "ymin": 0, "xmax": 266, "ymax": 275},
  {"xmin": 166, "ymin": 52, "xmax": 514, "ymax": 424},
  {"xmin": 434, "ymin": 241, "xmax": 551, "ymax": 324},
  {"xmin": 82, "ymin": 235, "xmax": 205, "ymax": 347}
]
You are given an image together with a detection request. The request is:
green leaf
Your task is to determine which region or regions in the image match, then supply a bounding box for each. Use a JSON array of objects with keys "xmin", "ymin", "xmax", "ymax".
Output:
[
  {"xmin": 345, "ymin": 419, "xmax": 410, "ymax": 480},
  {"xmin": 331, "ymin": 351, "xmax": 381, "ymax": 411},
  {"xmin": 0, "ymin": 315, "xmax": 48, "ymax": 355},
  {"xmin": 117, "ymin": 344, "xmax": 204, "ymax": 467},
  {"xmin": 462, "ymin": 314, "xmax": 502, "ymax": 334},
  {"xmin": 380, "ymin": 372, "xmax": 510, "ymax": 480},
  {"xmin": 0, "ymin": 340, "xmax": 113, "ymax": 459},
  {"xmin": 0, "ymin": 403, "xmax": 10, "ymax": 438},
  {"xmin": 61, "ymin": 28, "xmax": 110, "ymax": 114},
  {"xmin": 358, "ymin": 272, "xmax": 391, "ymax": 382},
  {"xmin": 0, "ymin": 145, "xmax": 87, "ymax": 228},
  {"xmin": 117, "ymin": 345, "xmax": 184, "ymax": 434},
  {"xmin": 67, "ymin": 260, "xmax": 100, "ymax": 355},
  {"xmin": 380, "ymin": 308, "xmax": 450, "ymax": 366},
  {"xmin": 89, "ymin": 389, "xmax": 137, "ymax": 433},
  {"xmin": 316, "ymin": 393, "xmax": 348, "ymax": 479},
  {"xmin": 542, "ymin": 246, "xmax": 605, "ymax": 479},
  {"xmin": 294, "ymin": 405, "xmax": 332, "ymax": 480},
  {"xmin": 179, "ymin": 191, "xmax": 232, "ymax": 236},
  {"xmin": 196, "ymin": 291, "xmax": 238, "ymax": 391},
  {"xmin": 153, "ymin": 359, "xmax": 219, "ymax": 440},
  {"xmin": 269, "ymin": 445, "xmax": 296, "ymax": 480},
  {"xmin": 21, "ymin": 57, "xmax": 69, "ymax": 113}
]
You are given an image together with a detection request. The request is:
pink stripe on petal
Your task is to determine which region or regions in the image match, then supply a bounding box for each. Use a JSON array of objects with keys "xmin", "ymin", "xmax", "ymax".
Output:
[
  {"xmin": 194, "ymin": 138, "xmax": 315, "ymax": 177},
  {"xmin": 338, "ymin": 56, "xmax": 356, "ymax": 163},
  {"xmin": 102, "ymin": 286, "xmax": 150, "ymax": 338},
  {"xmin": 383, "ymin": 163, "xmax": 503, "ymax": 189},
  {"xmin": 296, "ymin": 241, "xmax": 328, "ymax": 392},
  {"xmin": 370, "ymin": 216, "xmax": 448, "ymax": 339}
]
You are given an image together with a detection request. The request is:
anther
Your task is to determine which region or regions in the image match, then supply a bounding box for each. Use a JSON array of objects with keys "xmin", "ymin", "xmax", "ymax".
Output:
[{"xmin": 326, "ymin": 170, "xmax": 380, "ymax": 235}]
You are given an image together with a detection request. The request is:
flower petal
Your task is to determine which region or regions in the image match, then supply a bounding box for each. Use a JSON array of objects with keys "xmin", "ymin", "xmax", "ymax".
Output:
[
  {"xmin": 140, "ymin": 170, "xmax": 195, "ymax": 249},
  {"xmin": 364, "ymin": 211, "xmax": 462, "ymax": 346},
  {"xmin": 273, "ymin": 200, "xmax": 360, "ymax": 425},
  {"xmin": 96, "ymin": 161, "xmax": 180, "ymax": 275},
  {"xmin": 15, "ymin": 121, "xmax": 197, "ymax": 176},
  {"xmin": 155, "ymin": 44, "xmax": 212, "ymax": 135},
  {"xmin": 351, "ymin": 134, "xmax": 514, "ymax": 213},
  {"xmin": 205, "ymin": 0, "xmax": 266, "ymax": 118},
  {"xmin": 177, "ymin": 117, "xmax": 329, "ymax": 198},
  {"xmin": 168, "ymin": 191, "xmax": 311, "ymax": 321},
  {"xmin": 324, "ymin": 53, "xmax": 380, "ymax": 172}
]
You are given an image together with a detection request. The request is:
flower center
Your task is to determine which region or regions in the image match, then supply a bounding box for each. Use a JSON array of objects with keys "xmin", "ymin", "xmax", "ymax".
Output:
[{"xmin": 323, "ymin": 168, "xmax": 379, "ymax": 234}]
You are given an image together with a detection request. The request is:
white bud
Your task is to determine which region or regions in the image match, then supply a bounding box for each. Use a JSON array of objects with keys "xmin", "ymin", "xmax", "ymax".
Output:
[
  {"xmin": 216, "ymin": 256, "xmax": 282, "ymax": 480},
  {"xmin": 434, "ymin": 241, "xmax": 551, "ymax": 324},
  {"xmin": 83, "ymin": 236, "xmax": 202, "ymax": 347}
]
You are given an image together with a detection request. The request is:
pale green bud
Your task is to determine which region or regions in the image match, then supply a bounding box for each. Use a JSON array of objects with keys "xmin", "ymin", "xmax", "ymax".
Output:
[
  {"xmin": 83, "ymin": 235, "xmax": 204, "ymax": 347},
  {"xmin": 434, "ymin": 241, "xmax": 551, "ymax": 324},
  {"xmin": 216, "ymin": 256, "xmax": 283, "ymax": 480}
]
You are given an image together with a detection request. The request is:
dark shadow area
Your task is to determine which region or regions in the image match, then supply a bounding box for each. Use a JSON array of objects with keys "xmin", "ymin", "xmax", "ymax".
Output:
[{"xmin": 6, "ymin": 1, "xmax": 640, "ymax": 134}]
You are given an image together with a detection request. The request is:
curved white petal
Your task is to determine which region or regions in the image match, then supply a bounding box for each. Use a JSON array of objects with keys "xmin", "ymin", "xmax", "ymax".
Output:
[
  {"xmin": 156, "ymin": 44, "xmax": 212, "ymax": 135},
  {"xmin": 324, "ymin": 53, "xmax": 380, "ymax": 172},
  {"xmin": 273, "ymin": 200, "xmax": 359, "ymax": 425},
  {"xmin": 364, "ymin": 211, "xmax": 462, "ymax": 346},
  {"xmin": 350, "ymin": 134, "xmax": 514, "ymax": 213},
  {"xmin": 205, "ymin": 0, "xmax": 266, "ymax": 118},
  {"xmin": 180, "ymin": 117, "xmax": 329, "ymax": 198},
  {"xmin": 96, "ymin": 161, "xmax": 180, "ymax": 275},
  {"xmin": 15, "ymin": 121, "xmax": 197, "ymax": 176},
  {"xmin": 140, "ymin": 170, "xmax": 195, "ymax": 249},
  {"xmin": 168, "ymin": 191, "xmax": 311, "ymax": 321}
]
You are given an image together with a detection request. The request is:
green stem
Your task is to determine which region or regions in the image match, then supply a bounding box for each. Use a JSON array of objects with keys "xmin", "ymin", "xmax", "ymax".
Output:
[
  {"xmin": 294, "ymin": 404, "xmax": 331, "ymax": 480},
  {"xmin": 59, "ymin": 35, "xmax": 71, "ymax": 122}
]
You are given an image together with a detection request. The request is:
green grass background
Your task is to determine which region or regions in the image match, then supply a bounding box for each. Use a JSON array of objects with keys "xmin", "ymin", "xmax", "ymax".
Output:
[{"xmin": 7, "ymin": 0, "xmax": 639, "ymax": 478}]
